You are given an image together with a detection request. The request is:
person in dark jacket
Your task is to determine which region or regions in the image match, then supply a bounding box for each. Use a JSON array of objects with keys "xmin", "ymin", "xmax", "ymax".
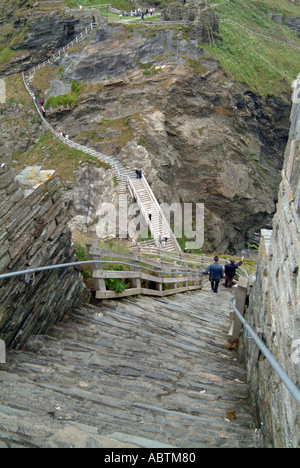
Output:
[
  {"xmin": 223, "ymin": 256, "xmax": 244, "ymax": 288},
  {"xmin": 203, "ymin": 256, "xmax": 224, "ymax": 293}
]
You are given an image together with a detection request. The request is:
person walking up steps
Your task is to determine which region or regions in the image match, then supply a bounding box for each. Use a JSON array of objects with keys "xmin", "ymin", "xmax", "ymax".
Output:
[{"xmin": 203, "ymin": 256, "xmax": 224, "ymax": 293}]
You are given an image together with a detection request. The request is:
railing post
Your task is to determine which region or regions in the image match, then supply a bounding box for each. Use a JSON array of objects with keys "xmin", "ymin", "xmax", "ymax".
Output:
[
  {"xmin": 155, "ymin": 265, "xmax": 163, "ymax": 292},
  {"xmin": 0, "ymin": 340, "xmax": 5, "ymax": 363},
  {"xmin": 191, "ymin": 266, "xmax": 197, "ymax": 287},
  {"xmin": 87, "ymin": 243, "xmax": 107, "ymax": 294},
  {"xmin": 170, "ymin": 265, "xmax": 177, "ymax": 290},
  {"xmin": 228, "ymin": 277, "xmax": 249, "ymax": 343},
  {"xmin": 183, "ymin": 265, "xmax": 188, "ymax": 288},
  {"xmin": 130, "ymin": 253, "xmax": 141, "ymax": 289},
  {"xmin": 201, "ymin": 253, "xmax": 206, "ymax": 272},
  {"xmin": 179, "ymin": 250, "xmax": 183, "ymax": 266}
]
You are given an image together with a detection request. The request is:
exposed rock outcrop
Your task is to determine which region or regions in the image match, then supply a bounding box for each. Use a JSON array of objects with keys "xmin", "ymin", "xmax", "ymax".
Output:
[
  {"xmin": 0, "ymin": 13, "xmax": 291, "ymax": 253},
  {"xmin": 0, "ymin": 130, "xmax": 90, "ymax": 349},
  {"xmin": 268, "ymin": 13, "xmax": 300, "ymax": 37},
  {"xmin": 161, "ymin": 1, "xmax": 220, "ymax": 44},
  {"xmin": 0, "ymin": 8, "xmax": 107, "ymax": 76},
  {"xmin": 244, "ymin": 91, "xmax": 300, "ymax": 447},
  {"xmin": 40, "ymin": 24, "xmax": 289, "ymax": 253},
  {"xmin": 66, "ymin": 163, "xmax": 117, "ymax": 227}
]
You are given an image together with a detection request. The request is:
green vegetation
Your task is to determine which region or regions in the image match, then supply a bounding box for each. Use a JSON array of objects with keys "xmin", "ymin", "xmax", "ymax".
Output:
[
  {"xmin": 11, "ymin": 131, "xmax": 111, "ymax": 181},
  {"xmin": 45, "ymin": 80, "xmax": 84, "ymax": 109},
  {"xmin": 65, "ymin": 0, "xmax": 133, "ymax": 13},
  {"xmin": 218, "ymin": 254, "xmax": 257, "ymax": 275},
  {"xmin": 105, "ymin": 265, "xmax": 130, "ymax": 293},
  {"xmin": 74, "ymin": 115, "xmax": 136, "ymax": 149},
  {"xmin": 206, "ymin": 0, "xmax": 300, "ymax": 100},
  {"xmin": 73, "ymin": 241, "xmax": 132, "ymax": 290},
  {"xmin": 72, "ymin": 232, "xmax": 132, "ymax": 289},
  {"xmin": 138, "ymin": 62, "xmax": 162, "ymax": 75},
  {"xmin": 0, "ymin": 48, "xmax": 14, "ymax": 64}
]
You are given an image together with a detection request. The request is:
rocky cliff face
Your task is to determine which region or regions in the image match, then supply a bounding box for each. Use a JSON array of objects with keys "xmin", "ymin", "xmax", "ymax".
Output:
[
  {"xmin": 0, "ymin": 8, "xmax": 291, "ymax": 253},
  {"xmin": 38, "ymin": 22, "xmax": 289, "ymax": 253},
  {"xmin": 161, "ymin": 1, "xmax": 221, "ymax": 45},
  {"xmin": 244, "ymin": 96, "xmax": 300, "ymax": 447},
  {"xmin": 0, "ymin": 6, "xmax": 105, "ymax": 76},
  {"xmin": 0, "ymin": 128, "xmax": 90, "ymax": 349}
]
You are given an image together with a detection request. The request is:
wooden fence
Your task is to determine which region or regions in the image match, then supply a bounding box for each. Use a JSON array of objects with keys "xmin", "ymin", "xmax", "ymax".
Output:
[{"xmin": 87, "ymin": 244, "xmax": 205, "ymax": 299}]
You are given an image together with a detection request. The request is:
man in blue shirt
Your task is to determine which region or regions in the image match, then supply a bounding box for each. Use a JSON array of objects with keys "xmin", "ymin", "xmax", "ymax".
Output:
[{"xmin": 203, "ymin": 256, "xmax": 224, "ymax": 293}]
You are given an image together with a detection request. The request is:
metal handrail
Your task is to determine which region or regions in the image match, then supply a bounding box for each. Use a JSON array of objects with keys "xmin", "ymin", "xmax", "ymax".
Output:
[
  {"xmin": 230, "ymin": 296, "xmax": 300, "ymax": 407},
  {"xmin": 0, "ymin": 259, "xmax": 201, "ymax": 281}
]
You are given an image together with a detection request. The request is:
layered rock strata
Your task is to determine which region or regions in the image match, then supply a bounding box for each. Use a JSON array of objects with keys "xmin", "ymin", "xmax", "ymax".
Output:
[
  {"xmin": 0, "ymin": 133, "xmax": 90, "ymax": 349},
  {"xmin": 44, "ymin": 28, "xmax": 289, "ymax": 252},
  {"xmin": 244, "ymin": 85, "xmax": 300, "ymax": 447}
]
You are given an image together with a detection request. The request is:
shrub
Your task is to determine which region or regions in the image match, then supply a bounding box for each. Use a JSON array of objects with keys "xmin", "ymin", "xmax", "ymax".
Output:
[
  {"xmin": 105, "ymin": 265, "xmax": 130, "ymax": 293},
  {"xmin": 45, "ymin": 79, "xmax": 84, "ymax": 109}
]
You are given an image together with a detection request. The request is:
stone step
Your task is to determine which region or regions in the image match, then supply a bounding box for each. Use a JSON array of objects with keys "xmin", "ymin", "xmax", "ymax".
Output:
[{"xmin": 0, "ymin": 290, "xmax": 261, "ymax": 448}]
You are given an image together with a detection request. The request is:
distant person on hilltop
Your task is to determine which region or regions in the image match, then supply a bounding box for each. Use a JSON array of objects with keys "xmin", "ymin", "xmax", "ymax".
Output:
[{"xmin": 203, "ymin": 256, "xmax": 224, "ymax": 293}]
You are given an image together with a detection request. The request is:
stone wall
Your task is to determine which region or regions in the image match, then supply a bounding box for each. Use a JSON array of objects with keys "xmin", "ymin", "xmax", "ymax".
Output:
[
  {"xmin": 0, "ymin": 134, "xmax": 90, "ymax": 350},
  {"xmin": 244, "ymin": 94, "xmax": 300, "ymax": 447}
]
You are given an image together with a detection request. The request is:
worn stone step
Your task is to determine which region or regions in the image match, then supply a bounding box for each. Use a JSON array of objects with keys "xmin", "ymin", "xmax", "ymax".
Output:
[{"xmin": 0, "ymin": 289, "xmax": 261, "ymax": 448}]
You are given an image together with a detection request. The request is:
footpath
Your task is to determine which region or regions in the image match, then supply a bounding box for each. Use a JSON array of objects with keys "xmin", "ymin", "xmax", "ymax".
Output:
[{"xmin": 0, "ymin": 287, "xmax": 261, "ymax": 448}]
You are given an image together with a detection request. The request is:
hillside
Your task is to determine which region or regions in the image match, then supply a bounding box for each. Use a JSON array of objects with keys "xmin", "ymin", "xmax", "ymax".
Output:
[
  {"xmin": 0, "ymin": 0, "xmax": 299, "ymax": 254},
  {"xmin": 212, "ymin": 0, "xmax": 300, "ymax": 100}
]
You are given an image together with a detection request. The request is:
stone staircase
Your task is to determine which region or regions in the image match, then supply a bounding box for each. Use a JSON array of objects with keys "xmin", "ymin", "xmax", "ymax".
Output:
[{"xmin": 0, "ymin": 288, "xmax": 261, "ymax": 448}]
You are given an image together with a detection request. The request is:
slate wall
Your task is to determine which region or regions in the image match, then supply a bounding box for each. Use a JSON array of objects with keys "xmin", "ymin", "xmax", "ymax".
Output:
[
  {"xmin": 0, "ymin": 134, "xmax": 90, "ymax": 349},
  {"xmin": 244, "ymin": 103, "xmax": 300, "ymax": 448}
]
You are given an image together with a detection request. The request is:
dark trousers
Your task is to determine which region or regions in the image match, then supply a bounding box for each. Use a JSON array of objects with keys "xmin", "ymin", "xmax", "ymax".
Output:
[
  {"xmin": 210, "ymin": 278, "xmax": 220, "ymax": 293},
  {"xmin": 224, "ymin": 275, "xmax": 234, "ymax": 288}
]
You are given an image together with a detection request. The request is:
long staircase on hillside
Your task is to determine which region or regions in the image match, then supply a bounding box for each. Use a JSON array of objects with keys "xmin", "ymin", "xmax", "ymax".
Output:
[
  {"xmin": 21, "ymin": 21, "xmax": 180, "ymax": 252},
  {"xmin": 128, "ymin": 176, "xmax": 180, "ymax": 252}
]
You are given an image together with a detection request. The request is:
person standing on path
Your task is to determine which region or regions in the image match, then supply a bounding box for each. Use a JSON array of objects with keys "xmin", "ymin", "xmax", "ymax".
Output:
[
  {"xmin": 223, "ymin": 256, "xmax": 244, "ymax": 288},
  {"xmin": 203, "ymin": 256, "xmax": 224, "ymax": 293},
  {"xmin": 148, "ymin": 209, "xmax": 152, "ymax": 222},
  {"xmin": 158, "ymin": 231, "xmax": 162, "ymax": 245}
]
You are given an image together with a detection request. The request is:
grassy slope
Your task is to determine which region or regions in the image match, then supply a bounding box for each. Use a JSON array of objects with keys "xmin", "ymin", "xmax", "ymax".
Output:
[{"xmin": 207, "ymin": 0, "xmax": 300, "ymax": 100}]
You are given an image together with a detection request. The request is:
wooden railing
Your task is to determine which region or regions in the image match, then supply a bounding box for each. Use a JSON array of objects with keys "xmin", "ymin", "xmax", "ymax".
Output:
[
  {"xmin": 136, "ymin": 246, "xmax": 249, "ymax": 278},
  {"xmin": 87, "ymin": 244, "xmax": 203, "ymax": 299}
]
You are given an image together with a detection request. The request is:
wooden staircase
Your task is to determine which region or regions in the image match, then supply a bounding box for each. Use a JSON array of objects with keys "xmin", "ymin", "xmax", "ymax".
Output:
[{"xmin": 130, "ymin": 177, "xmax": 180, "ymax": 252}]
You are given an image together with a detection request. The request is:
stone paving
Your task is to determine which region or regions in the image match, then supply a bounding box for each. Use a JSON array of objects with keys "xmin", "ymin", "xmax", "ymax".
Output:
[{"xmin": 0, "ymin": 287, "xmax": 261, "ymax": 448}]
